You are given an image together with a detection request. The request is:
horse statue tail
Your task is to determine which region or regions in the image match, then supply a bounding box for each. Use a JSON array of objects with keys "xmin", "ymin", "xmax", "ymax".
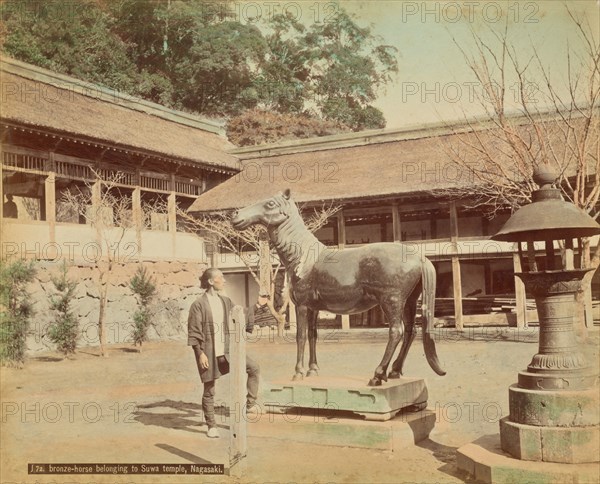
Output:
[{"xmin": 421, "ymin": 258, "xmax": 446, "ymax": 376}]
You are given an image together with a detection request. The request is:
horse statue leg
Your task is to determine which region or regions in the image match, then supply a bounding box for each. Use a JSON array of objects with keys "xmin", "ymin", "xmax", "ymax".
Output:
[
  {"xmin": 389, "ymin": 286, "xmax": 419, "ymax": 379},
  {"xmin": 306, "ymin": 308, "xmax": 319, "ymax": 377},
  {"xmin": 293, "ymin": 304, "xmax": 309, "ymax": 380},
  {"xmin": 368, "ymin": 295, "xmax": 406, "ymax": 386}
]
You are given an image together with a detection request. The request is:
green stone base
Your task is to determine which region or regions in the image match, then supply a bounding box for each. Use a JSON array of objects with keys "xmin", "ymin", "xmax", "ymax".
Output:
[
  {"xmin": 508, "ymin": 384, "xmax": 599, "ymax": 427},
  {"xmin": 457, "ymin": 434, "xmax": 600, "ymax": 483},
  {"xmin": 500, "ymin": 417, "xmax": 600, "ymax": 463},
  {"xmin": 262, "ymin": 376, "xmax": 428, "ymax": 421},
  {"xmin": 247, "ymin": 407, "xmax": 436, "ymax": 450}
]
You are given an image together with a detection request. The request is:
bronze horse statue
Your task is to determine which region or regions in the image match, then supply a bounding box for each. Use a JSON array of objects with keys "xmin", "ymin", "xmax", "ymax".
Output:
[{"xmin": 232, "ymin": 189, "xmax": 445, "ymax": 386}]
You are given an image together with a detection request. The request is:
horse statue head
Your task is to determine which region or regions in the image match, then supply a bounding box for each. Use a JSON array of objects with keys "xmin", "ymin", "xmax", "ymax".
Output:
[{"xmin": 231, "ymin": 188, "xmax": 299, "ymax": 230}]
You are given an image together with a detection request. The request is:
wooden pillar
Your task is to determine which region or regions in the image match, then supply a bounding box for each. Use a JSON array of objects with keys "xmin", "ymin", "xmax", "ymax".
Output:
[
  {"xmin": 91, "ymin": 180, "xmax": 102, "ymax": 244},
  {"xmin": 0, "ymin": 144, "xmax": 4, "ymax": 251},
  {"xmin": 564, "ymin": 239, "xmax": 574, "ymax": 270},
  {"xmin": 211, "ymin": 242, "xmax": 220, "ymax": 268},
  {"xmin": 132, "ymin": 187, "xmax": 142, "ymax": 261},
  {"xmin": 258, "ymin": 236, "xmax": 271, "ymax": 294},
  {"xmin": 288, "ymin": 299, "xmax": 297, "ymax": 324},
  {"xmin": 341, "ymin": 314, "xmax": 350, "ymax": 330},
  {"xmin": 337, "ymin": 211, "xmax": 346, "ymax": 249},
  {"xmin": 45, "ymin": 172, "xmax": 56, "ymax": 245},
  {"xmin": 228, "ymin": 305, "xmax": 247, "ymax": 476},
  {"xmin": 449, "ymin": 202, "xmax": 464, "ymax": 330},
  {"xmin": 513, "ymin": 251, "xmax": 527, "ymax": 328},
  {"xmin": 392, "ymin": 202, "xmax": 401, "ymax": 242},
  {"xmin": 168, "ymin": 192, "xmax": 176, "ymax": 259}
]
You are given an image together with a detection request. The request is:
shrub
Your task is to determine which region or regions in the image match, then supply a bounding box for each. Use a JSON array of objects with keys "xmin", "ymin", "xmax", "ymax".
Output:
[
  {"xmin": 0, "ymin": 260, "xmax": 36, "ymax": 367},
  {"xmin": 129, "ymin": 265, "xmax": 156, "ymax": 350},
  {"xmin": 47, "ymin": 263, "xmax": 79, "ymax": 357}
]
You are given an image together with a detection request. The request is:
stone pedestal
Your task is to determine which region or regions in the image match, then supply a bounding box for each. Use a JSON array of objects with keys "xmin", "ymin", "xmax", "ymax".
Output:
[
  {"xmin": 497, "ymin": 270, "xmax": 600, "ymax": 465},
  {"xmin": 248, "ymin": 408, "xmax": 436, "ymax": 450},
  {"xmin": 262, "ymin": 376, "xmax": 428, "ymax": 421},
  {"xmin": 457, "ymin": 434, "xmax": 599, "ymax": 483}
]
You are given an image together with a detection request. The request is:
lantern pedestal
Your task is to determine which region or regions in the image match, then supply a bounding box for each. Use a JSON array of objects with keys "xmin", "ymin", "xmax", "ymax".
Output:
[
  {"xmin": 458, "ymin": 269, "xmax": 599, "ymax": 481},
  {"xmin": 499, "ymin": 269, "xmax": 599, "ymax": 464}
]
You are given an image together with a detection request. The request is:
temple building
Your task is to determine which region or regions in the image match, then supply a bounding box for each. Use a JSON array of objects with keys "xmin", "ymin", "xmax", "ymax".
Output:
[
  {"xmin": 1, "ymin": 57, "xmax": 238, "ymax": 263},
  {"xmin": 2, "ymin": 57, "xmax": 597, "ymax": 337}
]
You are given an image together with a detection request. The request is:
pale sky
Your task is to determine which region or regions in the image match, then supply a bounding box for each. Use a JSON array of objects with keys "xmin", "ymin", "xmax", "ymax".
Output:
[{"xmin": 300, "ymin": 0, "xmax": 600, "ymax": 129}]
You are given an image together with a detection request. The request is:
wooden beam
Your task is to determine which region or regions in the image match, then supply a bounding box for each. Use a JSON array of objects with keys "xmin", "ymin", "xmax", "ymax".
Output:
[
  {"xmin": 451, "ymin": 255, "xmax": 464, "ymax": 331},
  {"xmin": 168, "ymin": 192, "xmax": 177, "ymax": 260},
  {"xmin": 132, "ymin": 187, "xmax": 142, "ymax": 261},
  {"xmin": 449, "ymin": 202, "xmax": 463, "ymax": 330},
  {"xmin": 228, "ymin": 306, "xmax": 247, "ymax": 476},
  {"xmin": 337, "ymin": 211, "xmax": 346, "ymax": 249},
  {"xmin": 392, "ymin": 202, "xmax": 401, "ymax": 242},
  {"xmin": 513, "ymin": 251, "xmax": 527, "ymax": 328},
  {"xmin": 45, "ymin": 172, "xmax": 56, "ymax": 244}
]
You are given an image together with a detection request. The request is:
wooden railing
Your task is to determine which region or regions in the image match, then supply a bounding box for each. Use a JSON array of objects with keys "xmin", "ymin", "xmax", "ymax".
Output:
[
  {"xmin": 2, "ymin": 146, "xmax": 47, "ymax": 172},
  {"xmin": 175, "ymin": 177, "xmax": 203, "ymax": 196},
  {"xmin": 141, "ymin": 172, "xmax": 170, "ymax": 192},
  {"xmin": 1, "ymin": 144, "xmax": 205, "ymax": 197}
]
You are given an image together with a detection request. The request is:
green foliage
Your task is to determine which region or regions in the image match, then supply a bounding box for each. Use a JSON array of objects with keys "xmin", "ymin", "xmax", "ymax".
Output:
[
  {"xmin": 227, "ymin": 108, "xmax": 350, "ymax": 146},
  {"xmin": 1, "ymin": 0, "xmax": 398, "ymax": 139},
  {"xmin": 0, "ymin": 260, "xmax": 36, "ymax": 367},
  {"xmin": 1, "ymin": 0, "xmax": 140, "ymax": 94},
  {"xmin": 129, "ymin": 265, "xmax": 156, "ymax": 348},
  {"xmin": 47, "ymin": 263, "xmax": 79, "ymax": 357}
]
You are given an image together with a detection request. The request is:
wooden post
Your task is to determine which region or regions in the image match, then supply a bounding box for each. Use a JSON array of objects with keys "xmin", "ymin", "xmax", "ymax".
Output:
[
  {"xmin": 0, "ymin": 144, "xmax": 4, "ymax": 251},
  {"xmin": 513, "ymin": 251, "xmax": 527, "ymax": 328},
  {"xmin": 288, "ymin": 299, "xmax": 297, "ymax": 324},
  {"xmin": 132, "ymin": 187, "xmax": 142, "ymax": 261},
  {"xmin": 45, "ymin": 171, "xmax": 56, "ymax": 245},
  {"xmin": 337, "ymin": 211, "xmax": 346, "ymax": 249},
  {"xmin": 449, "ymin": 202, "xmax": 463, "ymax": 330},
  {"xmin": 392, "ymin": 202, "xmax": 401, "ymax": 242},
  {"xmin": 564, "ymin": 239, "xmax": 574, "ymax": 270},
  {"xmin": 527, "ymin": 242, "xmax": 538, "ymax": 272},
  {"xmin": 91, "ymin": 180, "xmax": 102, "ymax": 243},
  {"xmin": 168, "ymin": 192, "xmax": 176, "ymax": 259},
  {"xmin": 228, "ymin": 305, "xmax": 247, "ymax": 477},
  {"xmin": 258, "ymin": 235, "xmax": 271, "ymax": 294},
  {"xmin": 341, "ymin": 314, "xmax": 350, "ymax": 330}
]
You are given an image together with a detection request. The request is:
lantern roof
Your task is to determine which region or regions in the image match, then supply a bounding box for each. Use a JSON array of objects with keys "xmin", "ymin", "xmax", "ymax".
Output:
[{"xmin": 492, "ymin": 166, "xmax": 600, "ymax": 242}]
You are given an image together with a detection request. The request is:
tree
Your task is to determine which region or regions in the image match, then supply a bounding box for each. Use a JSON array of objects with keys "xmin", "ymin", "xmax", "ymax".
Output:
[
  {"xmin": 440, "ymin": 9, "xmax": 599, "ymax": 331},
  {"xmin": 257, "ymin": 11, "xmax": 398, "ymax": 130},
  {"xmin": 1, "ymin": 1, "xmax": 398, "ymax": 136},
  {"xmin": 0, "ymin": 0, "xmax": 140, "ymax": 94},
  {"xmin": 226, "ymin": 108, "xmax": 350, "ymax": 146},
  {"xmin": 61, "ymin": 172, "xmax": 146, "ymax": 356},
  {"xmin": 47, "ymin": 262, "xmax": 79, "ymax": 358},
  {"xmin": 0, "ymin": 259, "xmax": 36, "ymax": 367},
  {"xmin": 129, "ymin": 265, "xmax": 157, "ymax": 351},
  {"xmin": 177, "ymin": 203, "xmax": 339, "ymax": 335}
]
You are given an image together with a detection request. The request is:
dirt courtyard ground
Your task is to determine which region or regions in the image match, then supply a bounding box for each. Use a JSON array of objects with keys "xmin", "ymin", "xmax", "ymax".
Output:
[{"xmin": 1, "ymin": 326, "xmax": 599, "ymax": 484}]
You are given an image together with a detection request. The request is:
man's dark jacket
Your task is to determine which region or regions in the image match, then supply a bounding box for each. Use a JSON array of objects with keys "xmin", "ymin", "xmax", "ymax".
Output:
[{"xmin": 187, "ymin": 291, "xmax": 233, "ymax": 383}]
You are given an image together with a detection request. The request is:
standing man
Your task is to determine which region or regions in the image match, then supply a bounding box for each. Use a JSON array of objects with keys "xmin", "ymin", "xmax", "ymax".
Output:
[
  {"xmin": 188, "ymin": 268, "xmax": 260, "ymax": 439},
  {"xmin": 3, "ymin": 194, "xmax": 17, "ymax": 218}
]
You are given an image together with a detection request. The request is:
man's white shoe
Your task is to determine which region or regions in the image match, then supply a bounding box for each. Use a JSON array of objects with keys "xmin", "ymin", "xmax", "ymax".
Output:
[{"xmin": 207, "ymin": 427, "xmax": 220, "ymax": 438}]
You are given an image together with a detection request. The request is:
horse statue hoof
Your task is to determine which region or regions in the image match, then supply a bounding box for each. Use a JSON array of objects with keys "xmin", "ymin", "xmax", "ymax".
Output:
[
  {"xmin": 388, "ymin": 371, "xmax": 401, "ymax": 379},
  {"xmin": 306, "ymin": 369, "xmax": 319, "ymax": 377},
  {"xmin": 367, "ymin": 377, "xmax": 382, "ymax": 387},
  {"xmin": 292, "ymin": 373, "xmax": 304, "ymax": 381},
  {"xmin": 407, "ymin": 402, "xmax": 427, "ymax": 412}
]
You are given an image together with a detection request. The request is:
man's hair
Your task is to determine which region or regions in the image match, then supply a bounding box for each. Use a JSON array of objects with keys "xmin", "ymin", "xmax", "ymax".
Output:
[{"xmin": 200, "ymin": 268, "xmax": 221, "ymax": 289}]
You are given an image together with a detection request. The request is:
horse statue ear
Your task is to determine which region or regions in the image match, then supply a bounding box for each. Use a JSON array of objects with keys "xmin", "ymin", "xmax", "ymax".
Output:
[{"xmin": 282, "ymin": 188, "xmax": 291, "ymax": 200}]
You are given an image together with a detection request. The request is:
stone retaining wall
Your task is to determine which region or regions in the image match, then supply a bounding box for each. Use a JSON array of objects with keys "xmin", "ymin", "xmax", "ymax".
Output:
[{"xmin": 25, "ymin": 260, "xmax": 207, "ymax": 353}]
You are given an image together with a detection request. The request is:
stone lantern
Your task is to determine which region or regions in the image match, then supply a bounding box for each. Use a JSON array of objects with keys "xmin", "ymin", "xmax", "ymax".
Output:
[{"xmin": 490, "ymin": 166, "xmax": 600, "ymax": 464}]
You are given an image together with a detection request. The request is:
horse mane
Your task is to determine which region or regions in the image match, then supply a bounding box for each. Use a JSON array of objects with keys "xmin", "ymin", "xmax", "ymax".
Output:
[{"xmin": 268, "ymin": 194, "xmax": 326, "ymax": 278}]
